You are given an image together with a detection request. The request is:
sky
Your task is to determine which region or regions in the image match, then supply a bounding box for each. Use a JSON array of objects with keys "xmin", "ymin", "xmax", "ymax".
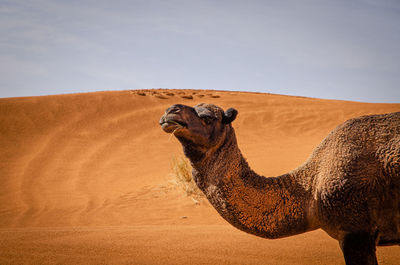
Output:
[{"xmin": 0, "ymin": 0, "xmax": 399, "ymax": 103}]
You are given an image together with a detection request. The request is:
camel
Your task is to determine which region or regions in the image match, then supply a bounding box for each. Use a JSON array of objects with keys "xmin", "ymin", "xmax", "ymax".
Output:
[{"xmin": 159, "ymin": 103, "xmax": 400, "ymax": 265}]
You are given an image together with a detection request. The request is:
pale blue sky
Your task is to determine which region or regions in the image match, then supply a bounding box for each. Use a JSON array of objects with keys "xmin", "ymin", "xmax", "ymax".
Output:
[{"xmin": 1, "ymin": 0, "xmax": 399, "ymax": 102}]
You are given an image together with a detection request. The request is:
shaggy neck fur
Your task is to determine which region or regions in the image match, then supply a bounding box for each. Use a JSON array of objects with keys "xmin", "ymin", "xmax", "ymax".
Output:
[{"xmin": 180, "ymin": 126, "xmax": 314, "ymax": 239}]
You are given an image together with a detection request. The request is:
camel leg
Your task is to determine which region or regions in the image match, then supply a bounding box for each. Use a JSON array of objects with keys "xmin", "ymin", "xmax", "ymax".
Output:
[{"xmin": 339, "ymin": 232, "xmax": 378, "ymax": 265}]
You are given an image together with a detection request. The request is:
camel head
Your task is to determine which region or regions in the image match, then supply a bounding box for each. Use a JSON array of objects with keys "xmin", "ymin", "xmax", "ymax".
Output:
[{"xmin": 159, "ymin": 103, "xmax": 238, "ymax": 162}]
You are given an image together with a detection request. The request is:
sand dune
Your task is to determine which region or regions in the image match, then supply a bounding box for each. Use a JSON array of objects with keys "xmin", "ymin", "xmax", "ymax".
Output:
[{"xmin": 0, "ymin": 89, "xmax": 399, "ymax": 264}]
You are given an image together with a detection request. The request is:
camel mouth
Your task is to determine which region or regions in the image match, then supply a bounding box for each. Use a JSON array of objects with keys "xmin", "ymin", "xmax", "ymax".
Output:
[{"xmin": 160, "ymin": 120, "xmax": 187, "ymax": 133}]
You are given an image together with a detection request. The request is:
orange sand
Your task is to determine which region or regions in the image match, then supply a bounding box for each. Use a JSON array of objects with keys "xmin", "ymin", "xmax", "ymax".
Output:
[{"xmin": 0, "ymin": 89, "xmax": 399, "ymax": 264}]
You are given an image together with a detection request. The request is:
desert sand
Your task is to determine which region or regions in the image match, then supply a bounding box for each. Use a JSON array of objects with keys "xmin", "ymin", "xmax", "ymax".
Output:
[{"xmin": 0, "ymin": 89, "xmax": 399, "ymax": 264}]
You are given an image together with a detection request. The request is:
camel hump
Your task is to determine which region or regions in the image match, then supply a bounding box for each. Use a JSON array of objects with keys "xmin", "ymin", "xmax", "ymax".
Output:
[
  {"xmin": 326, "ymin": 111, "xmax": 400, "ymax": 152},
  {"xmin": 311, "ymin": 111, "xmax": 400, "ymax": 192},
  {"xmin": 338, "ymin": 111, "xmax": 400, "ymax": 135},
  {"xmin": 353, "ymin": 112, "xmax": 400, "ymax": 180}
]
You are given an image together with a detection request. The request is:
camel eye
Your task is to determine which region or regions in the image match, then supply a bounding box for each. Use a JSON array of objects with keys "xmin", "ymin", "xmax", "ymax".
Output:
[{"xmin": 170, "ymin": 107, "xmax": 180, "ymax": 114}]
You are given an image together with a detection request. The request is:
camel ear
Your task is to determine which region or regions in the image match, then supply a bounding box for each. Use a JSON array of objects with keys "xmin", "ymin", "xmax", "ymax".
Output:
[
  {"xmin": 222, "ymin": 108, "xmax": 238, "ymax": 124},
  {"xmin": 194, "ymin": 106, "xmax": 217, "ymax": 119}
]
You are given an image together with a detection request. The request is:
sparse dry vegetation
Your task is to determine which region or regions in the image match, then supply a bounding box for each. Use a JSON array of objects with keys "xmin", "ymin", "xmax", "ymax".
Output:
[{"xmin": 170, "ymin": 156, "xmax": 203, "ymax": 199}]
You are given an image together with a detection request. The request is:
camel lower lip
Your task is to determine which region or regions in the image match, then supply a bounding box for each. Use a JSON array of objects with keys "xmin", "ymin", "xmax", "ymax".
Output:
[{"xmin": 161, "ymin": 122, "xmax": 185, "ymax": 133}]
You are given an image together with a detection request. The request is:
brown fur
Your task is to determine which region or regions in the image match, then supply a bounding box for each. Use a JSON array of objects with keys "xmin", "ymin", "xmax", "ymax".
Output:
[{"xmin": 160, "ymin": 103, "xmax": 400, "ymax": 265}]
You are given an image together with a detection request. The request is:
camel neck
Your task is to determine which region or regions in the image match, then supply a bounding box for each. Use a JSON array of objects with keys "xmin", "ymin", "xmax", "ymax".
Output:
[{"xmin": 191, "ymin": 128, "xmax": 314, "ymax": 239}]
